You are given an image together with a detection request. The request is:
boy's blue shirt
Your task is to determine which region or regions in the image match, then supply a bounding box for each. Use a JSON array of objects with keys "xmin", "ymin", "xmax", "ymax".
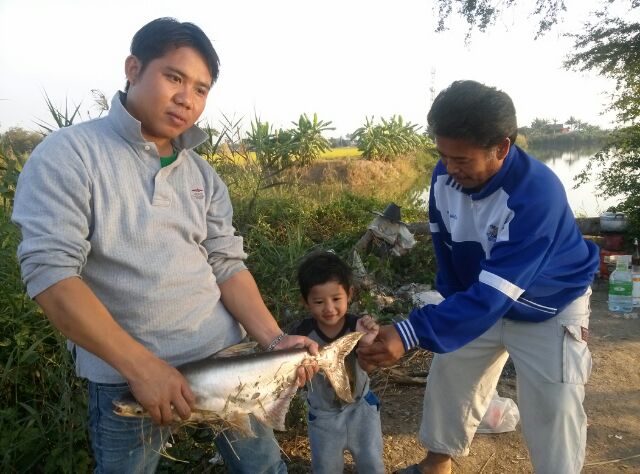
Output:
[{"xmin": 394, "ymin": 145, "xmax": 599, "ymax": 353}]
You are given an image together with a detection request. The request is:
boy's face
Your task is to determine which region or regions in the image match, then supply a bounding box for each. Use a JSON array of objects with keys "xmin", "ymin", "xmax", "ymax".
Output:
[
  {"xmin": 124, "ymin": 46, "xmax": 212, "ymax": 153},
  {"xmin": 303, "ymin": 280, "xmax": 352, "ymax": 334}
]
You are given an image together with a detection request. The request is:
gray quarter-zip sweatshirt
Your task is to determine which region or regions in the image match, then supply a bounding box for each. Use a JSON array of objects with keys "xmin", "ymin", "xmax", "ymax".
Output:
[{"xmin": 12, "ymin": 92, "xmax": 247, "ymax": 383}]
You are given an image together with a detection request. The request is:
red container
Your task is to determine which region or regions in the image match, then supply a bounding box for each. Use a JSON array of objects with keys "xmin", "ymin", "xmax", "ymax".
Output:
[{"xmin": 602, "ymin": 233, "xmax": 625, "ymax": 251}]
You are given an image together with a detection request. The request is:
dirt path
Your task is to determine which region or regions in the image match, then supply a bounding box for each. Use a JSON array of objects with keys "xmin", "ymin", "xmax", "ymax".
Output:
[{"xmin": 278, "ymin": 282, "xmax": 640, "ymax": 473}]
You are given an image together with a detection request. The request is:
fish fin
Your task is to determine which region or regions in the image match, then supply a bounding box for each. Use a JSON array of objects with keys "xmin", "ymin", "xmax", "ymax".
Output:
[
  {"xmin": 320, "ymin": 332, "xmax": 364, "ymax": 403},
  {"xmin": 213, "ymin": 341, "xmax": 259, "ymax": 358},
  {"xmin": 225, "ymin": 411, "xmax": 256, "ymax": 437},
  {"xmin": 257, "ymin": 381, "xmax": 299, "ymax": 431}
]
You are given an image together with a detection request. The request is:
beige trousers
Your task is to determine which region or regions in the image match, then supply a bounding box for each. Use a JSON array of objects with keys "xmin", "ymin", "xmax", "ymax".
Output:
[{"xmin": 420, "ymin": 288, "xmax": 592, "ymax": 474}]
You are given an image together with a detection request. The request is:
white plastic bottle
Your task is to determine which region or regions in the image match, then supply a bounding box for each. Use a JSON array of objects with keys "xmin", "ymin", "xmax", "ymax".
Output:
[{"xmin": 608, "ymin": 255, "xmax": 633, "ymax": 313}]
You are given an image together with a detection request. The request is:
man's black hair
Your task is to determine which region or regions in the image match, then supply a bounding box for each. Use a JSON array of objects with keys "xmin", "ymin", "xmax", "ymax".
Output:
[
  {"xmin": 427, "ymin": 80, "xmax": 518, "ymax": 147},
  {"xmin": 297, "ymin": 251, "xmax": 353, "ymax": 301},
  {"xmin": 125, "ymin": 17, "xmax": 220, "ymax": 91}
]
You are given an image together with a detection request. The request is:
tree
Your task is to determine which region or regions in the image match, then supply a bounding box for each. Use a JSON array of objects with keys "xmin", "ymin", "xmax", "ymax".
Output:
[
  {"xmin": 433, "ymin": 0, "xmax": 569, "ymax": 38},
  {"xmin": 564, "ymin": 13, "xmax": 640, "ymax": 233},
  {"xmin": 1, "ymin": 127, "xmax": 43, "ymax": 156},
  {"xmin": 289, "ymin": 113, "xmax": 334, "ymax": 165},
  {"xmin": 351, "ymin": 115, "xmax": 427, "ymax": 161}
]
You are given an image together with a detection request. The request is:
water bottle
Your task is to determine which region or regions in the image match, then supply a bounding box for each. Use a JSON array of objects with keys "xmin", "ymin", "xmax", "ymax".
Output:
[{"xmin": 608, "ymin": 255, "xmax": 633, "ymax": 313}]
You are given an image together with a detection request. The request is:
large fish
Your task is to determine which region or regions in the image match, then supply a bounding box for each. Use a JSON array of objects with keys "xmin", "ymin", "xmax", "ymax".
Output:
[{"xmin": 113, "ymin": 331, "xmax": 364, "ymax": 436}]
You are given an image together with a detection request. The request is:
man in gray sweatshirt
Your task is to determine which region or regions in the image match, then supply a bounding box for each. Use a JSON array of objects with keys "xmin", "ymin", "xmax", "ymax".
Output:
[{"xmin": 12, "ymin": 17, "xmax": 317, "ymax": 473}]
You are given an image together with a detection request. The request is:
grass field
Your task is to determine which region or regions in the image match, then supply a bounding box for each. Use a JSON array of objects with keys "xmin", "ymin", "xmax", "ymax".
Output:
[{"xmin": 319, "ymin": 147, "xmax": 361, "ymax": 160}]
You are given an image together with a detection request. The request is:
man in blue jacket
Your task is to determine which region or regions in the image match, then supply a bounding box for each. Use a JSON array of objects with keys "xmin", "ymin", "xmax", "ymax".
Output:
[{"xmin": 358, "ymin": 80, "xmax": 599, "ymax": 474}]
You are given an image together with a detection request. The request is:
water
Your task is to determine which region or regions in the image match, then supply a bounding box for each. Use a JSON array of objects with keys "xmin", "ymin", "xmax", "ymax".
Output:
[
  {"xmin": 407, "ymin": 146, "xmax": 617, "ymax": 217},
  {"xmin": 531, "ymin": 147, "xmax": 617, "ymax": 217}
]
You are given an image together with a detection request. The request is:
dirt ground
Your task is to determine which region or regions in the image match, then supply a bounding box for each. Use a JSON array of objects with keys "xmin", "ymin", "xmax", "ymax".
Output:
[{"xmin": 276, "ymin": 281, "xmax": 640, "ymax": 473}]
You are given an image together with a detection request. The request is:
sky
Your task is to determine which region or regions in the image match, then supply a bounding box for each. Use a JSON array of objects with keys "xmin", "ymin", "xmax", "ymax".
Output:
[{"xmin": 0, "ymin": 0, "xmax": 629, "ymax": 137}]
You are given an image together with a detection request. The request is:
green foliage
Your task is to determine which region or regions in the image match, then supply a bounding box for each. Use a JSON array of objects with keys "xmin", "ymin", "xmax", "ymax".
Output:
[
  {"xmin": 0, "ymin": 140, "xmax": 26, "ymax": 211},
  {"xmin": 289, "ymin": 113, "xmax": 334, "ymax": 165},
  {"xmin": 574, "ymin": 125, "xmax": 640, "ymax": 236},
  {"xmin": 201, "ymin": 113, "xmax": 334, "ymax": 224},
  {"xmin": 34, "ymin": 91, "xmax": 83, "ymax": 133},
  {"xmin": 433, "ymin": 0, "xmax": 568, "ymax": 38},
  {"xmin": 193, "ymin": 120, "xmax": 224, "ymax": 157},
  {"xmin": 564, "ymin": 10, "xmax": 640, "ymax": 232},
  {"xmin": 0, "ymin": 210, "xmax": 91, "ymax": 473},
  {"xmin": 565, "ymin": 17, "xmax": 640, "ymax": 125},
  {"xmin": 351, "ymin": 116, "xmax": 431, "ymax": 161},
  {"xmin": 0, "ymin": 128, "xmax": 43, "ymax": 156}
]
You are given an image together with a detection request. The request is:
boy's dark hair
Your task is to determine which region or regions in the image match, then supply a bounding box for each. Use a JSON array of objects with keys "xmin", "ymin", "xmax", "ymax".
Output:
[
  {"xmin": 297, "ymin": 251, "xmax": 353, "ymax": 301},
  {"xmin": 427, "ymin": 80, "xmax": 518, "ymax": 147},
  {"xmin": 125, "ymin": 17, "xmax": 220, "ymax": 91}
]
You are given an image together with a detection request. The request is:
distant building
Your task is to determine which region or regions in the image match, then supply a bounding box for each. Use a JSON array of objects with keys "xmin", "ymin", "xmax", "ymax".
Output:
[{"xmin": 544, "ymin": 123, "xmax": 570, "ymax": 134}]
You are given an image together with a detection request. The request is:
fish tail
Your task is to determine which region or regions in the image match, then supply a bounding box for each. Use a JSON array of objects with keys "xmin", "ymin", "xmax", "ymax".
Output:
[{"xmin": 319, "ymin": 331, "xmax": 364, "ymax": 403}]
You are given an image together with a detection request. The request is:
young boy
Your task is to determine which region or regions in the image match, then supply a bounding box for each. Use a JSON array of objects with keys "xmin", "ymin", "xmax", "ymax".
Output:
[{"xmin": 290, "ymin": 251, "xmax": 385, "ymax": 474}]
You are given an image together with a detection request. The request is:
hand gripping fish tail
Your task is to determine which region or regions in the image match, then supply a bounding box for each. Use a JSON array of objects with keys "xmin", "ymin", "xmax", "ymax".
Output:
[{"xmin": 112, "ymin": 331, "xmax": 364, "ymax": 436}]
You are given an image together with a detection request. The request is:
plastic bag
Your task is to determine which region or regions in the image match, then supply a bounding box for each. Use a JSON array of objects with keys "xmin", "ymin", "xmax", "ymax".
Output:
[{"xmin": 476, "ymin": 390, "xmax": 520, "ymax": 434}]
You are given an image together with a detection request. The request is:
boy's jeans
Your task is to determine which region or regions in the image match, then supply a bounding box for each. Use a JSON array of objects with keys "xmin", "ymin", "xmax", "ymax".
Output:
[
  {"xmin": 88, "ymin": 382, "xmax": 287, "ymax": 473},
  {"xmin": 307, "ymin": 391, "xmax": 385, "ymax": 474}
]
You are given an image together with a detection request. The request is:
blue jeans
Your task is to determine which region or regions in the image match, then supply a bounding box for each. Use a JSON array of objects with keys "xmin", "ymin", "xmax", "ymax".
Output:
[{"xmin": 88, "ymin": 382, "xmax": 287, "ymax": 473}]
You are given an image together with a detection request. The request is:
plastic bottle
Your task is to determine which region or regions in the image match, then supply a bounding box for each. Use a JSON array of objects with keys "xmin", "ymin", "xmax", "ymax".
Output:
[
  {"xmin": 632, "ymin": 238, "xmax": 640, "ymax": 308},
  {"xmin": 608, "ymin": 255, "xmax": 633, "ymax": 313}
]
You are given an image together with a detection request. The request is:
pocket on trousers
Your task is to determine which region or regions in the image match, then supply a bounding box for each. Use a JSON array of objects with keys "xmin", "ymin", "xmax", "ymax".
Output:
[
  {"xmin": 364, "ymin": 391, "xmax": 380, "ymax": 412},
  {"xmin": 562, "ymin": 324, "xmax": 592, "ymax": 384}
]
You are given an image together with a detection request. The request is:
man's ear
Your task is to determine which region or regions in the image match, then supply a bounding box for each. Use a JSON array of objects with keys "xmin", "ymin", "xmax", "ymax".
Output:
[
  {"xmin": 124, "ymin": 55, "xmax": 142, "ymax": 85},
  {"xmin": 496, "ymin": 137, "xmax": 511, "ymax": 162},
  {"xmin": 348, "ymin": 287, "xmax": 354, "ymax": 302}
]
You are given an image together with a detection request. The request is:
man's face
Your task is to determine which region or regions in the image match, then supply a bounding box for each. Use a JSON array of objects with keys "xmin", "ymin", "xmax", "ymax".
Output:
[
  {"xmin": 435, "ymin": 135, "xmax": 510, "ymax": 191},
  {"xmin": 124, "ymin": 46, "xmax": 212, "ymax": 149}
]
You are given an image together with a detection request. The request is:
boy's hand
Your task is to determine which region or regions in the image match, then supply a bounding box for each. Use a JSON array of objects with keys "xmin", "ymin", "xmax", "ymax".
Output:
[
  {"xmin": 356, "ymin": 315, "xmax": 379, "ymax": 372},
  {"xmin": 356, "ymin": 314, "xmax": 379, "ymax": 346}
]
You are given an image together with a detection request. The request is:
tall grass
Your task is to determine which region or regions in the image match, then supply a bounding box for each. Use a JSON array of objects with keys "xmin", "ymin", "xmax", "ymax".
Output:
[{"xmin": 0, "ymin": 209, "xmax": 91, "ymax": 473}]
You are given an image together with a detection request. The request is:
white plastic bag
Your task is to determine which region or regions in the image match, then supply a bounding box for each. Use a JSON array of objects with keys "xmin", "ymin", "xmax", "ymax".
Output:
[{"xmin": 477, "ymin": 390, "xmax": 520, "ymax": 434}]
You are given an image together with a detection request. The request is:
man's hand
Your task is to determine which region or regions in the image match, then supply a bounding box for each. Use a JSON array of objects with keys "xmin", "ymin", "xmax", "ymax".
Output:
[
  {"xmin": 357, "ymin": 324, "xmax": 406, "ymax": 368},
  {"xmin": 273, "ymin": 334, "xmax": 319, "ymax": 387},
  {"xmin": 126, "ymin": 354, "xmax": 195, "ymax": 426}
]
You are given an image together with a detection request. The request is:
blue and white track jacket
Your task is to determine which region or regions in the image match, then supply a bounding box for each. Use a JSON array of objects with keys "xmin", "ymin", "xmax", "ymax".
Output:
[{"xmin": 395, "ymin": 145, "xmax": 599, "ymax": 353}]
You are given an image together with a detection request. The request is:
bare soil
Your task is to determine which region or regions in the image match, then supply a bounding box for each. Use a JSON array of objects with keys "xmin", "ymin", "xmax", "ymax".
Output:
[{"xmin": 276, "ymin": 281, "xmax": 640, "ymax": 473}]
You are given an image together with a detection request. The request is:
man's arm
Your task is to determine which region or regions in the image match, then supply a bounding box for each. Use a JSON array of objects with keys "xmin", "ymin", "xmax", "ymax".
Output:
[
  {"xmin": 34, "ymin": 277, "xmax": 194, "ymax": 425},
  {"xmin": 218, "ymin": 269, "xmax": 319, "ymax": 384}
]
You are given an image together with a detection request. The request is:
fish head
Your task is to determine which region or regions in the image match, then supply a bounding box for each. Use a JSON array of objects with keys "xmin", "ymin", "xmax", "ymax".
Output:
[{"xmin": 112, "ymin": 396, "xmax": 146, "ymax": 418}]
